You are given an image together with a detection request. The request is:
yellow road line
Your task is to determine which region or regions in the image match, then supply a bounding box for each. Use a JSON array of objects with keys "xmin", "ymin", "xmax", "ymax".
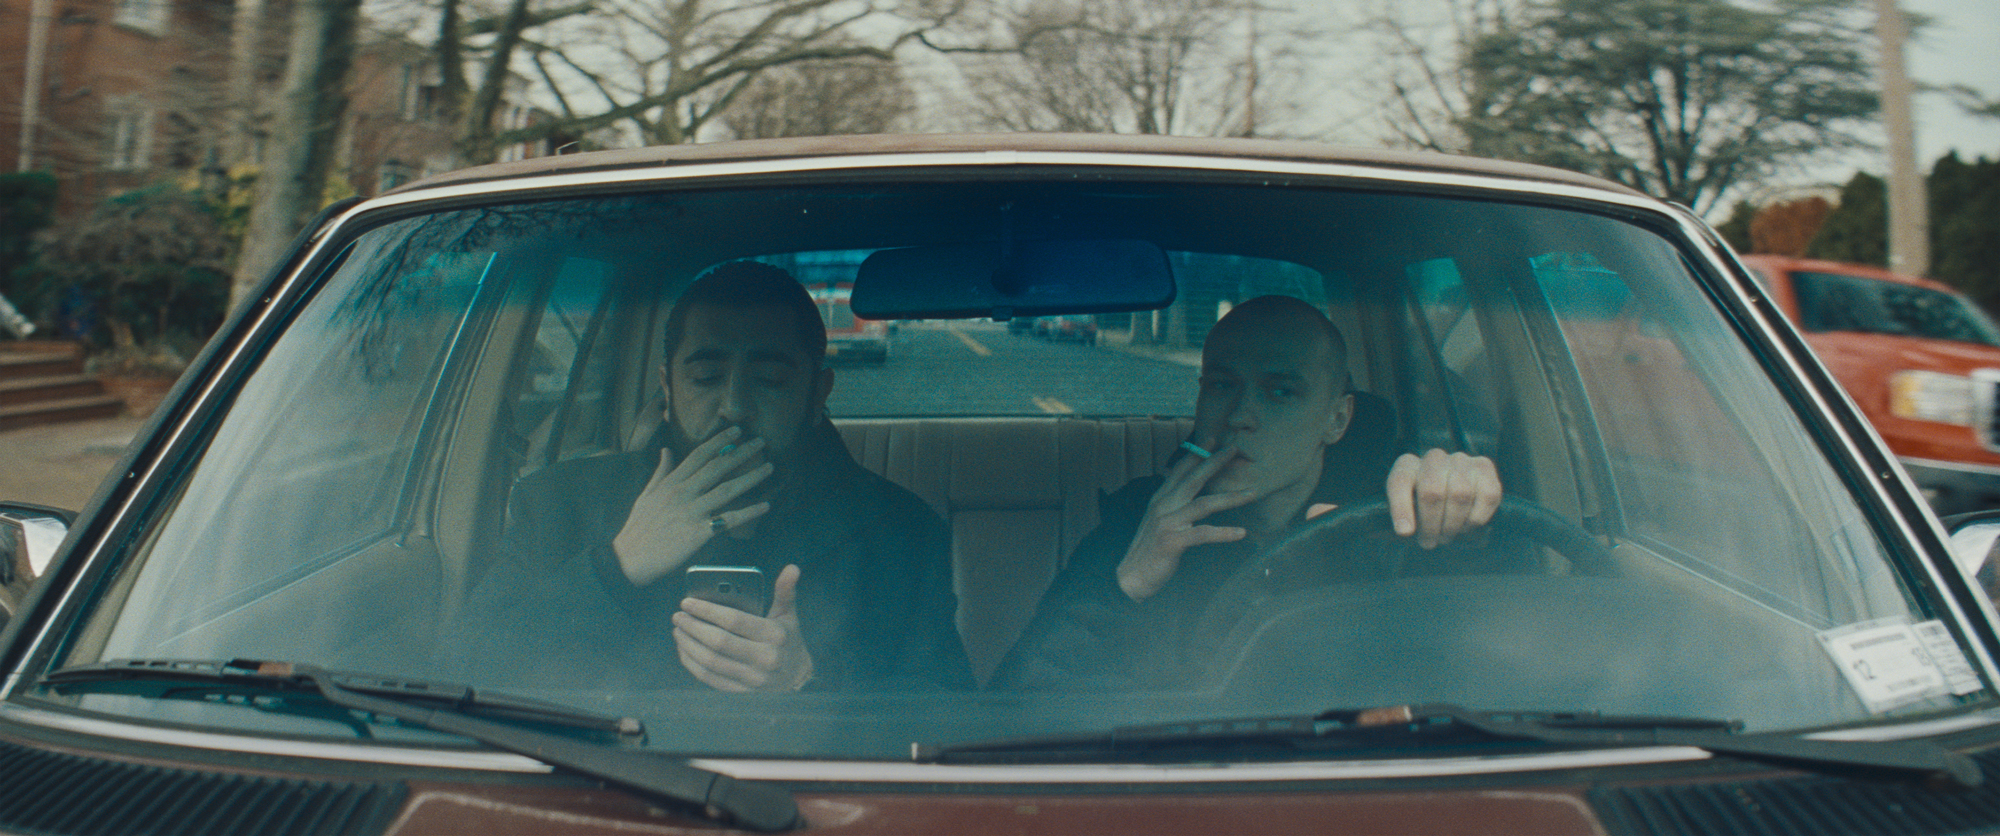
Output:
[
  {"xmin": 1032, "ymin": 396, "xmax": 1074, "ymax": 414},
  {"xmin": 947, "ymin": 325, "xmax": 992, "ymax": 356}
]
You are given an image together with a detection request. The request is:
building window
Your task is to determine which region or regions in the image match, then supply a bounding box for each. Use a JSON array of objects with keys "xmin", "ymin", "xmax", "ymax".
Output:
[
  {"xmin": 113, "ymin": 0, "xmax": 169, "ymax": 34},
  {"xmin": 104, "ymin": 109, "xmax": 153, "ymax": 171}
]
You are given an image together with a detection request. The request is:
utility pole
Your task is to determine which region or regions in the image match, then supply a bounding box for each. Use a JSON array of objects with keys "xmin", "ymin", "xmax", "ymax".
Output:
[
  {"xmin": 1875, "ymin": 0, "xmax": 1929, "ymax": 276},
  {"xmin": 18, "ymin": 0, "xmax": 54, "ymax": 171}
]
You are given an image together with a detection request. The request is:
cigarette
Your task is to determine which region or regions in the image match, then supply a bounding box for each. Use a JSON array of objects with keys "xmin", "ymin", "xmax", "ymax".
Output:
[{"xmin": 1180, "ymin": 441, "xmax": 1213, "ymax": 459}]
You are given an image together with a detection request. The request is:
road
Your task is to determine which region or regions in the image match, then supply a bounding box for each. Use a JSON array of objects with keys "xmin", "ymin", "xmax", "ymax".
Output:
[
  {"xmin": 0, "ymin": 415, "xmax": 146, "ymax": 513},
  {"xmin": 824, "ymin": 320, "xmax": 1197, "ymax": 417}
]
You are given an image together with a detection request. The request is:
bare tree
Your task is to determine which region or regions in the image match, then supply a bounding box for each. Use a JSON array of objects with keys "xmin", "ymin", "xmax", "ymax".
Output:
[
  {"xmin": 416, "ymin": 0, "xmax": 597, "ymax": 164},
  {"xmin": 482, "ymin": 0, "xmax": 955, "ymax": 150},
  {"xmin": 720, "ymin": 57, "xmax": 917, "ymax": 139},
  {"xmin": 1362, "ymin": 0, "xmax": 1508, "ymax": 152},
  {"xmin": 1367, "ymin": 0, "xmax": 1877, "ymax": 214},
  {"xmin": 1948, "ymin": 85, "xmax": 2000, "ymax": 120},
  {"xmin": 231, "ymin": 0, "xmax": 365, "ymax": 305},
  {"xmin": 949, "ymin": 0, "xmax": 1289, "ymax": 137}
]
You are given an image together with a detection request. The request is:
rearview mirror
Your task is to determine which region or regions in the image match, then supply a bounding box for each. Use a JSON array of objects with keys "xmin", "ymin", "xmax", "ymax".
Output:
[{"xmin": 852, "ymin": 239, "xmax": 1174, "ymax": 320}]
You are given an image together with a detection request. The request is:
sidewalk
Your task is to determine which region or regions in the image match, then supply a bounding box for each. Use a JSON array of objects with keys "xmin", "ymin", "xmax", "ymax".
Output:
[{"xmin": 0, "ymin": 415, "xmax": 147, "ymax": 512}]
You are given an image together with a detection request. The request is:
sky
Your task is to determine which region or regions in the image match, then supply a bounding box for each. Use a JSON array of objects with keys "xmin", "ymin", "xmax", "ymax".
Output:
[{"xmin": 1831, "ymin": 0, "xmax": 2000, "ymax": 181}]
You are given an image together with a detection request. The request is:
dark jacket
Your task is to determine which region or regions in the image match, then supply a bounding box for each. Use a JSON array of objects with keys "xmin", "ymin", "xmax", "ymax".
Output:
[
  {"xmin": 455, "ymin": 420, "xmax": 974, "ymax": 692},
  {"xmin": 992, "ymin": 395, "xmax": 1404, "ymax": 692}
]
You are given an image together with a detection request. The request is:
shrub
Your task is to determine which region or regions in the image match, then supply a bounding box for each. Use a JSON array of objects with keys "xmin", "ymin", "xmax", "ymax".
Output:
[{"xmin": 21, "ymin": 184, "xmax": 232, "ymax": 360}]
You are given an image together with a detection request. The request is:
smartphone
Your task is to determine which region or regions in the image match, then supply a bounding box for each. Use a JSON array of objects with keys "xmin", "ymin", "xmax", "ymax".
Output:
[{"xmin": 683, "ymin": 565, "xmax": 768, "ymax": 615}]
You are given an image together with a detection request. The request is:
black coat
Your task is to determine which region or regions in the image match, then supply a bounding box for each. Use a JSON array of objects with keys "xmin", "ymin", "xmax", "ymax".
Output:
[
  {"xmin": 453, "ymin": 420, "xmax": 974, "ymax": 692},
  {"xmin": 992, "ymin": 395, "xmax": 1404, "ymax": 692}
]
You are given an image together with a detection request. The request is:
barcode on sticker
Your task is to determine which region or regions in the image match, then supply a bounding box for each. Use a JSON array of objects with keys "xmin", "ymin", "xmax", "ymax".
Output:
[{"xmin": 1914, "ymin": 620, "xmax": 1984, "ymax": 696}]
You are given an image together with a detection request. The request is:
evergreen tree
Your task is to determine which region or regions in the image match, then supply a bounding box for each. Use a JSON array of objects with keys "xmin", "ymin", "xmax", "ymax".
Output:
[
  {"xmin": 1716, "ymin": 200, "xmax": 1755, "ymax": 253},
  {"xmin": 1447, "ymin": 0, "xmax": 1875, "ymax": 214},
  {"xmin": 0, "ymin": 171, "xmax": 58, "ymax": 297},
  {"xmin": 1929, "ymin": 153, "xmax": 2000, "ymax": 310},
  {"xmin": 1806, "ymin": 172, "xmax": 1887, "ymax": 267}
]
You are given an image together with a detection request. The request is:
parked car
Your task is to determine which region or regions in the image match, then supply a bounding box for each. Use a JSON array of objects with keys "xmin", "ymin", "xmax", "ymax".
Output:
[
  {"xmin": 810, "ymin": 281, "xmax": 890, "ymax": 364},
  {"xmin": 1743, "ymin": 254, "xmax": 2000, "ymax": 515},
  {"xmin": 4, "ymin": 134, "xmax": 2000, "ymax": 835},
  {"xmin": 1033, "ymin": 313, "xmax": 1099, "ymax": 344}
]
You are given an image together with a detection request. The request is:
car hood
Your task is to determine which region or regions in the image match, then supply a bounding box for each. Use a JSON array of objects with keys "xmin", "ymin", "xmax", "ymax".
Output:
[{"xmin": 386, "ymin": 784, "xmax": 1608, "ymax": 835}]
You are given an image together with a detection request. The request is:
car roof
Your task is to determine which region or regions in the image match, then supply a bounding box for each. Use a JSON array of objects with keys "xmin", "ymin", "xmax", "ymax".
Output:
[{"xmin": 383, "ymin": 133, "xmax": 1652, "ymax": 200}]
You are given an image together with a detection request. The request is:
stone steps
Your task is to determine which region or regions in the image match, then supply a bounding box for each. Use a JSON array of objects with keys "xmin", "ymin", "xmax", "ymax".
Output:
[{"xmin": 0, "ymin": 342, "xmax": 127, "ymax": 431}]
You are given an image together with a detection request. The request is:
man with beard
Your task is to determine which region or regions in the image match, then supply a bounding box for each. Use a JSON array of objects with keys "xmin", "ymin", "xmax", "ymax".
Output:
[
  {"xmin": 993, "ymin": 295, "xmax": 1502, "ymax": 690},
  {"xmin": 464, "ymin": 261, "xmax": 972, "ymax": 692}
]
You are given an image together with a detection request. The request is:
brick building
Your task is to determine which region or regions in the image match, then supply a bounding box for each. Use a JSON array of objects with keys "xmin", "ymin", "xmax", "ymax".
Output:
[{"xmin": 0, "ymin": 0, "xmax": 545, "ymax": 221}]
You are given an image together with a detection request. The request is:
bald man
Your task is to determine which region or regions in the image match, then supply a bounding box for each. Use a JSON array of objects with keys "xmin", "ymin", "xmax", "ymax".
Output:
[{"xmin": 993, "ymin": 295, "xmax": 1502, "ymax": 690}]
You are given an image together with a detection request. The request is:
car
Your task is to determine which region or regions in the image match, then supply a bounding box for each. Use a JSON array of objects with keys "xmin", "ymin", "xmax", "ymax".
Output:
[
  {"xmin": 808, "ymin": 281, "xmax": 890, "ymax": 364},
  {"xmin": 1742, "ymin": 254, "xmax": 2000, "ymax": 515},
  {"xmin": 1033, "ymin": 313, "xmax": 1098, "ymax": 345},
  {"xmin": 4, "ymin": 133, "xmax": 2000, "ymax": 835}
]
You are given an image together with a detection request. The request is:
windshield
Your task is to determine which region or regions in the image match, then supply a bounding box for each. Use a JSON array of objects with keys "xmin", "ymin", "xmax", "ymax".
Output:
[
  {"xmin": 44, "ymin": 177, "xmax": 1989, "ymax": 760},
  {"xmin": 1792, "ymin": 269, "xmax": 2000, "ymax": 346}
]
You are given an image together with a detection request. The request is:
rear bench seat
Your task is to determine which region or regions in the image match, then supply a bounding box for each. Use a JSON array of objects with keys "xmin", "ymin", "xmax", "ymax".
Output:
[{"xmin": 835, "ymin": 416, "xmax": 1192, "ymax": 683}]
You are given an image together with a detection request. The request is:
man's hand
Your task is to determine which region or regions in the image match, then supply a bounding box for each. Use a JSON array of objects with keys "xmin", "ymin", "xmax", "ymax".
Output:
[
  {"xmin": 1116, "ymin": 442, "xmax": 1257, "ymax": 602},
  {"xmin": 612, "ymin": 426, "xmax": 774, "ymax": 586},
  {"xmin": 672, "ymin": 564, "xmax": 813, "ymax": 692},
  {"xmin": 1386, "ymin": 450, "xmax": 1502, "ymax": 549}
]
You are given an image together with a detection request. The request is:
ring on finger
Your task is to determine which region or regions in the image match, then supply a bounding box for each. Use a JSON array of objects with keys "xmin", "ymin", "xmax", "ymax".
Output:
[{"xmin": 710, "ymin": 515, "xmax": 728, "ymax": 533}]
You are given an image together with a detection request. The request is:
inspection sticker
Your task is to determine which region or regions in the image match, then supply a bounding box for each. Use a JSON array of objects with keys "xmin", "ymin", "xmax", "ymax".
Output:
[
  {"xmin": 1818, "ymin": 618, "xmax": 1954, "ymax": 712},
  {"xmin": 1913, "ymin": 620, "xmax": 1984, "ymax": 696}
]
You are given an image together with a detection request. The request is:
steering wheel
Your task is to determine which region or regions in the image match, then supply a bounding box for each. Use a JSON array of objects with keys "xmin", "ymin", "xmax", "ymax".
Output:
[{"xmin": 1189, "ymin": 496, "xmax": 1614, "ymax": 657}]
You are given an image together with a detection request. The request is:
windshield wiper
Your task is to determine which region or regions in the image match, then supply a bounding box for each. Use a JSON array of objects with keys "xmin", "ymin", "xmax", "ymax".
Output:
[
  {"xmin": 47, "ymin": 659, "xmax": 643, "ymax": 738},
  {"xmin": 917, "ymin": 703, "xmax": 1982, "ymax": 789},
  {"xmin": 42, "ymin": 659, "xmax": 800, "ymax": 832}
]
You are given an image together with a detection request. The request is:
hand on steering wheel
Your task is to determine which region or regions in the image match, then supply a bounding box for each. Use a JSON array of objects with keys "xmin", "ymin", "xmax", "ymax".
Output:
[{"xmin": 1189, "ymin": 496, "xmax": 1614, "ymax": 659}]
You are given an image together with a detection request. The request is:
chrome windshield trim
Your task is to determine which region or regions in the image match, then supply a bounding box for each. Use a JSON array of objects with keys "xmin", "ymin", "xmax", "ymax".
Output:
[
  {"xmin": 342, "ymin": 149, "xmax": 1670, "ymax": 221},
  {"xmin": 691, "ymin": 747, "xmax": 1714, "ymax": 784},
  {"xmin": 1806, "ymin": 710, "xmax": 2000, "ymax": 742},
  {"xmin": 0, "ymin": 703, "xmax": 553, "ymax": 772}
]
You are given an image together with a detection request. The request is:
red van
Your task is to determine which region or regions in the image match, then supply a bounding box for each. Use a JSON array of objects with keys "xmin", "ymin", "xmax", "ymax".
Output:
[{"xmin": 1743, "ymin": 254, "xmax": 2000, "ymax": 515}]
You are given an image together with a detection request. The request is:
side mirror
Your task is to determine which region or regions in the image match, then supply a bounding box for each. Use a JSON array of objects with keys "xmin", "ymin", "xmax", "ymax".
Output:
[
  {"xmin": 1942, "ymin": 510, "xmax": 2000, "ymax": 604},
  {"xmin": 0, "ymin": 503, "xmax": 72, "ymax": 587}
]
